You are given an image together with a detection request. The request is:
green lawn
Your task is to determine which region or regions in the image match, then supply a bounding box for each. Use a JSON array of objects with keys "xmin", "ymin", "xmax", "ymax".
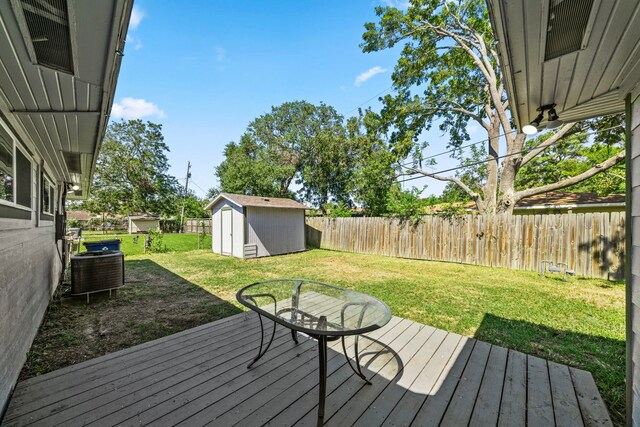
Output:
[
  {"xmin": 122, "ymin": 242, "xmax": 624, "ymax": 425},
  {"xmin": 79, "ymin": 231, "xmax": 211, "ymax": 255}
]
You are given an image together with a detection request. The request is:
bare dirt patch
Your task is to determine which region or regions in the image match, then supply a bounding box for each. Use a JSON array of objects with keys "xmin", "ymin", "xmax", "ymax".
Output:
[{"xmin": 19, "ymin": 259, "xmax": 241, "ymax": 380}]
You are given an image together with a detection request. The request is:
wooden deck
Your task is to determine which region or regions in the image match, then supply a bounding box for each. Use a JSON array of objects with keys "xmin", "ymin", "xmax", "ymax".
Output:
[{"xmin": 2, "ymin": 308, "xmax": 612, "ymax": 426}]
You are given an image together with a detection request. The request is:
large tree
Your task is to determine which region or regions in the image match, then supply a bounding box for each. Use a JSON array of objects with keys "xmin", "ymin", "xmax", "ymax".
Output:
[
  {"xmin": 362, "ymin": 0, "xmax": 625, "ymax": 214},
  {"xmin": 216, "ymin": 101, "xmax": 356, "ymax": 209},
  {"xmin": 84, "ymin": 120, "xmax": 180, "ymax": 216}
]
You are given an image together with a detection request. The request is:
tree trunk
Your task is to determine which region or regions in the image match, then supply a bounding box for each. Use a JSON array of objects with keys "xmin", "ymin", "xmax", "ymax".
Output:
[{"xmin": 481, "ymin": 118, "xmax": 500, "ymax": 213}]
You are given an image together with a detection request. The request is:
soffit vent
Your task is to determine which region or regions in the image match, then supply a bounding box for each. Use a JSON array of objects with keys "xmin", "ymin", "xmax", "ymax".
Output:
[
  {"xmin": 62, "ymin": 151, "xmax": 81, "ymax": 173},
  {"xmin": 18, "ymin": 0, "xmax": 74, "ymax": 74},
  {"xmin": 544, "ymin": 0, "xmax": 595, "ymax": 61}
]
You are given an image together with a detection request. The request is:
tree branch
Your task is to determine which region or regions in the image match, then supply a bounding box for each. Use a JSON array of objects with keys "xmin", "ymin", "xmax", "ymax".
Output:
[
  {"xmin": 437, "ymin": 100, "xmax": 490, "ymax": 129},
  {"xmin": 520, "ymin": 123, "xmax": 576, "ymax": 166},
  {"xmin": 514, "ymin": 150, "xmax": 626, "ymax": 201},
  {"xmin": 408, "ymin": 167, "xmax": 480, "ymax": 201}
]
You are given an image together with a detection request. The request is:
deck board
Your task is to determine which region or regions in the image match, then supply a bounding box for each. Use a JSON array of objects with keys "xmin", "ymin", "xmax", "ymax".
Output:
[{"xmin": 2, "ymin": 306, "xmax": 612, "ymax": 427}]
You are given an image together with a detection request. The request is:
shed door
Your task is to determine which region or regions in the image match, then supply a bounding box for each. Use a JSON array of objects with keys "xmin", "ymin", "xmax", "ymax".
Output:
[{"xmin": 221, "ymin": 208, "xmax": 232, "ymax": 255}]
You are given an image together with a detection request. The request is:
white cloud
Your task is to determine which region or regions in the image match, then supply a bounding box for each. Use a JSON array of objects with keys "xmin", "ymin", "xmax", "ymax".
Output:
[
  {"xmin": 126, "ymin": 35, "xmax": 143, "ymax": 50},
  {"xmin": 111, "ymin": 98, "xmax": 166, "ymax": 120},
  {"xmin": 129, "ymin": 6, "xmax": 145, "ymax": 29},
  {"xmin": 354, "ymin": 66, "xmax": 387, "ymax": 87},
  {"xmin": 381, "ymin": 0, "xmax": 410, "ymax": 9},
  {"xmin": 214, "ymin": 46, "xmax": 226, "ymax": 62}
]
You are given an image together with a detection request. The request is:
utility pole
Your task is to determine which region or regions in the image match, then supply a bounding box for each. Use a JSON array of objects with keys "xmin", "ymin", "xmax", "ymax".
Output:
[{"xmin": 179, "ymin": 161, "xmax": 191, "ymax": 233}]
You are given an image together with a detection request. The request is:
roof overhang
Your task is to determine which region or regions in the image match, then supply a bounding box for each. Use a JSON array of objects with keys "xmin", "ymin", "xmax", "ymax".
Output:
[
  {"xmin": 486, "ymin": 0, "xmax": 640, "ymax": 131},
  {"xmin": 0, "ymin": 0, "xmax": 133, "ymax": 199}
]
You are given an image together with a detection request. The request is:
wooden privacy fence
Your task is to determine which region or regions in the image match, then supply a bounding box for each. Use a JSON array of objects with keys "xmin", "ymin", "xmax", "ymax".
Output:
[
  {"xmin": 184, "ymin": 218, "xmax": 212, "ymax": 234},
  {"xmin": 305, "ymin": 212, "xmax": 625, "ymax": 280}
]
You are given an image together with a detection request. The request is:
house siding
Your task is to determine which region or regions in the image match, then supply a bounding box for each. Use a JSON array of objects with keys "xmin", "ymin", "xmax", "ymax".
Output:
[
  {"xmin": 245, "ymin": 207, "xmax": 305, "ymax": 257},
  {"xmin": 0, "ymin": 218, "xmax": 61, "ymax": 415},
  {"xmin": 628, "ymin": 93, "xmax": 640, "ymax": 426}
]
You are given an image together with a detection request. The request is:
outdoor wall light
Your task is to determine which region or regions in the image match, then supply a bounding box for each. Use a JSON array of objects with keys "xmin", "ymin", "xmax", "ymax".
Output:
[
  {"xmin": 546, "ymin": 106, "xmax": 564, "ymax": 129},
  {"xmin": 522, "ymin": 112, "xmax": 544, "ymax": 135},
  {"xmin": 522, "ymin": 103, "xmax": 562, "ymax": 135}
]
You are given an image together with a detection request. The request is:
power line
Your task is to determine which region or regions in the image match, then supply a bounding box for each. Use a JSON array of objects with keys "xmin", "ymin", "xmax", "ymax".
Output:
[
  {"xmin": 398, "ymin": 124, "xmax": 624, "ymax": 184},
  {"xmin": 397, "ymin": 129, "xmax": 517, "ymax": 169},
  {"xmin": 344, "ymin": 86, "xmax": 393, "ymax": 116},
  {"xmin": 189, "ymin": 180, "xmax": 208, "ymax": 194}
]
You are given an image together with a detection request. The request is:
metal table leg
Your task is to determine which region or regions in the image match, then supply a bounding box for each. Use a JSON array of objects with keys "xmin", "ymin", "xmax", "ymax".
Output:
[{"xmin": 317, "ymin": 335, "xmax": 327, "ymax": 427}]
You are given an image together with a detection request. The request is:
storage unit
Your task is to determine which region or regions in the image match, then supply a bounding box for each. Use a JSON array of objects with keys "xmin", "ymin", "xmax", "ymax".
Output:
[
  {"xmin": 128, "ymin": 215, "xmax": 160, "ymax": 233},
  {"xmin": 205, "ymin": 193, "xmax": 308, "ymax": 258}
]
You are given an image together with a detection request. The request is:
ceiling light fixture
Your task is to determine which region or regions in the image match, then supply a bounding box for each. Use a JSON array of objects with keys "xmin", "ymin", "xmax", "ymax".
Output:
[{"xmin": 72, "ymin": 184, "xmax": 80, "ymax": 191}]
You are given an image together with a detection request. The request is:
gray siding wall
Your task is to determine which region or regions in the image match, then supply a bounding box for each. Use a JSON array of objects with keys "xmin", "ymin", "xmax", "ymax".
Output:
[
  {"xmin": 246, "ymin": 207, "xmax": 305, "ymax": 257},
  {"xmin": 0, "ymin": 220, "xmax": 61, "ymax": 415},
  {"xmin": 629, "ymin": 93, "xmax": 640, "ymax": 426}
]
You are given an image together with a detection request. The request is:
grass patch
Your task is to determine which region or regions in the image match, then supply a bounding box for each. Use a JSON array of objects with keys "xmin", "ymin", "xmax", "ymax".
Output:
[{"xmin": 78, "ymin": 231, "xmax": 211, "ymax": 255}]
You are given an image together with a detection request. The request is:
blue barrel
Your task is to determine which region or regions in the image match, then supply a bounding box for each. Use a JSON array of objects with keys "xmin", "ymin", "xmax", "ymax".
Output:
[{"xmin": 83, "ymin": 239, "xmax": 121, "ymax": 251}]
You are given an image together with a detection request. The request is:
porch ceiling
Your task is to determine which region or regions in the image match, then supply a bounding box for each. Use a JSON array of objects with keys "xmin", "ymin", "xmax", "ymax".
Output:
[
  {"xmin": 0, "ymin": 0, "xmax": 132, "ymax": 199},
  {"xmin": 487, "ymin": 0, "xmax": 640, "ymax": 130}
]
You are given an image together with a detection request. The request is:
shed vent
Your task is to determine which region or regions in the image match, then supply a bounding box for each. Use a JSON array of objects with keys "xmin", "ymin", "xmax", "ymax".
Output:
[
  {"xmin": 544, "ymin": 0, "xmax": 594, "ymax": 61},
  {"xmin": 62, "ymin": 151, "xmax": 81, "ymax": 173},
  {"xmin": 18, "ymin": 0, "xmax": 74, "ymax": 74}
]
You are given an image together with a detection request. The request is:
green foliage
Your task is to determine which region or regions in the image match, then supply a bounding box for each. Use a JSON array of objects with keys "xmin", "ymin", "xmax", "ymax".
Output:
[
  {"xmin": 66, "ymin": 217, "xmax": 81, "ymax": 228},
  {"xmin": 216, "ymin": 134, "xmax": 288, "ymax": 197},
  {"xmin": 386, "ymin": 185, "xmax": 427, "ymax": 222},
  {"xmin": 439, "ymin": 203, "xmax": 467, "ymax": 220},
  {"xmin": 179, "ymin": 193, "xmax": 209, "ymax": 220},
  {"xmin": 216, "ymin": 101, "xmax": 359, "ymax": 208},
  {"xmin": 361, "ymin": 0, "xmax": 494, "ymax": 155},
  {"xmin": 146, "ymin": 227, "xmax": 165, "ymax": 253},
  {"xmin": 516, "ymin": 116, "xmax": 625, "ymax": 195},
  {"xmin": 324, "ymin": 201, "xmax": 352, "ymax": 218},
  {"xmin": 84, "ymin": 120, "xmax": 181, "ymax": 216},
  {"xmin": 350, "ymin": 111, "xmax": 399, "ymax": 216}
]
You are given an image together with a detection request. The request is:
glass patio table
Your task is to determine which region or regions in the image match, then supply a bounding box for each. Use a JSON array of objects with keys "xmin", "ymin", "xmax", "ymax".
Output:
[{"xmin": 236, "ymin": 279, "xmax": 392, "ymax": 426}]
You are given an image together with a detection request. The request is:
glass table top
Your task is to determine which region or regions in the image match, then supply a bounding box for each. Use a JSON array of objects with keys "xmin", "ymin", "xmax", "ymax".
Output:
[{"xmin": 236, "ymin": 279, "xmax": 392, "ymax": 336}]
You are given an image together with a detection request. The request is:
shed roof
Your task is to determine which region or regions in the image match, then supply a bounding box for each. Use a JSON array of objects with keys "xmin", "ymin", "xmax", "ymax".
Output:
[
  {"xmin": 128, "ymin": 215, "xmax": 160, "ymax": 220},
  {"xmin": 205, "ymin": 193, "xmax": 308, "ymax": 210}
]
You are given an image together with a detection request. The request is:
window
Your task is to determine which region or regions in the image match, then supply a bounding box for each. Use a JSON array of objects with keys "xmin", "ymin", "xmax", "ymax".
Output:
[
  {"xmin": 0, "ymin": 128, "xmax": 13, "ymax": 203},
  {"xmin": 42, "ymin": 175, "xmax": 54, "ymax": 215},
  {"xmin": 0, "ymin": 124, "xmax": 32, "ymax": 210}
]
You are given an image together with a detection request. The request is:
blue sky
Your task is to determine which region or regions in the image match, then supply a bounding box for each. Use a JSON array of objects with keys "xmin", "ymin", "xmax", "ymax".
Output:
[{"xmin": 111, "ymin": 0, "xmax": 464, "ymax": 199}]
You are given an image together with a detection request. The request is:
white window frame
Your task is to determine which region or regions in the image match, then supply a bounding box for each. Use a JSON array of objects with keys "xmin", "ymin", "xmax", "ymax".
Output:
[
  {"xmin": 0, "ymin": 120, "xmax": 33, "ymax": 212},
  {"xmin": 42, "ymin": 174, "xmax": 55, "ymax": 215}
]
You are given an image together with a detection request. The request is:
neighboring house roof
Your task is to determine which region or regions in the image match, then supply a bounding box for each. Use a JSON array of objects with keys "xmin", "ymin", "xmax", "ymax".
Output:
[
  {"xmin": 425, "ymin": 192, "xmax": 625, "ymax": 214},
  {"xmin": 205, "ymin": 193, "xmax": 309, "ymax": 210},
  {"xmin": 516, "ymin": 192, "xmax": 625, "ymax": 209},
  {"xmin": 67, "ymin": 210, "xmax": 91, "ymax": 221}
]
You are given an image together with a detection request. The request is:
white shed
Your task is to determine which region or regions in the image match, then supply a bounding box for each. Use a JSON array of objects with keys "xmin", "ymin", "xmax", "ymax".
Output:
[
  {"xmin": 128, "ymin": 215, "xmax": 160, "ymax": 234},
  {"xmin": 205, "ymin": 193, "xmax": 308, "ymax": 258}
]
